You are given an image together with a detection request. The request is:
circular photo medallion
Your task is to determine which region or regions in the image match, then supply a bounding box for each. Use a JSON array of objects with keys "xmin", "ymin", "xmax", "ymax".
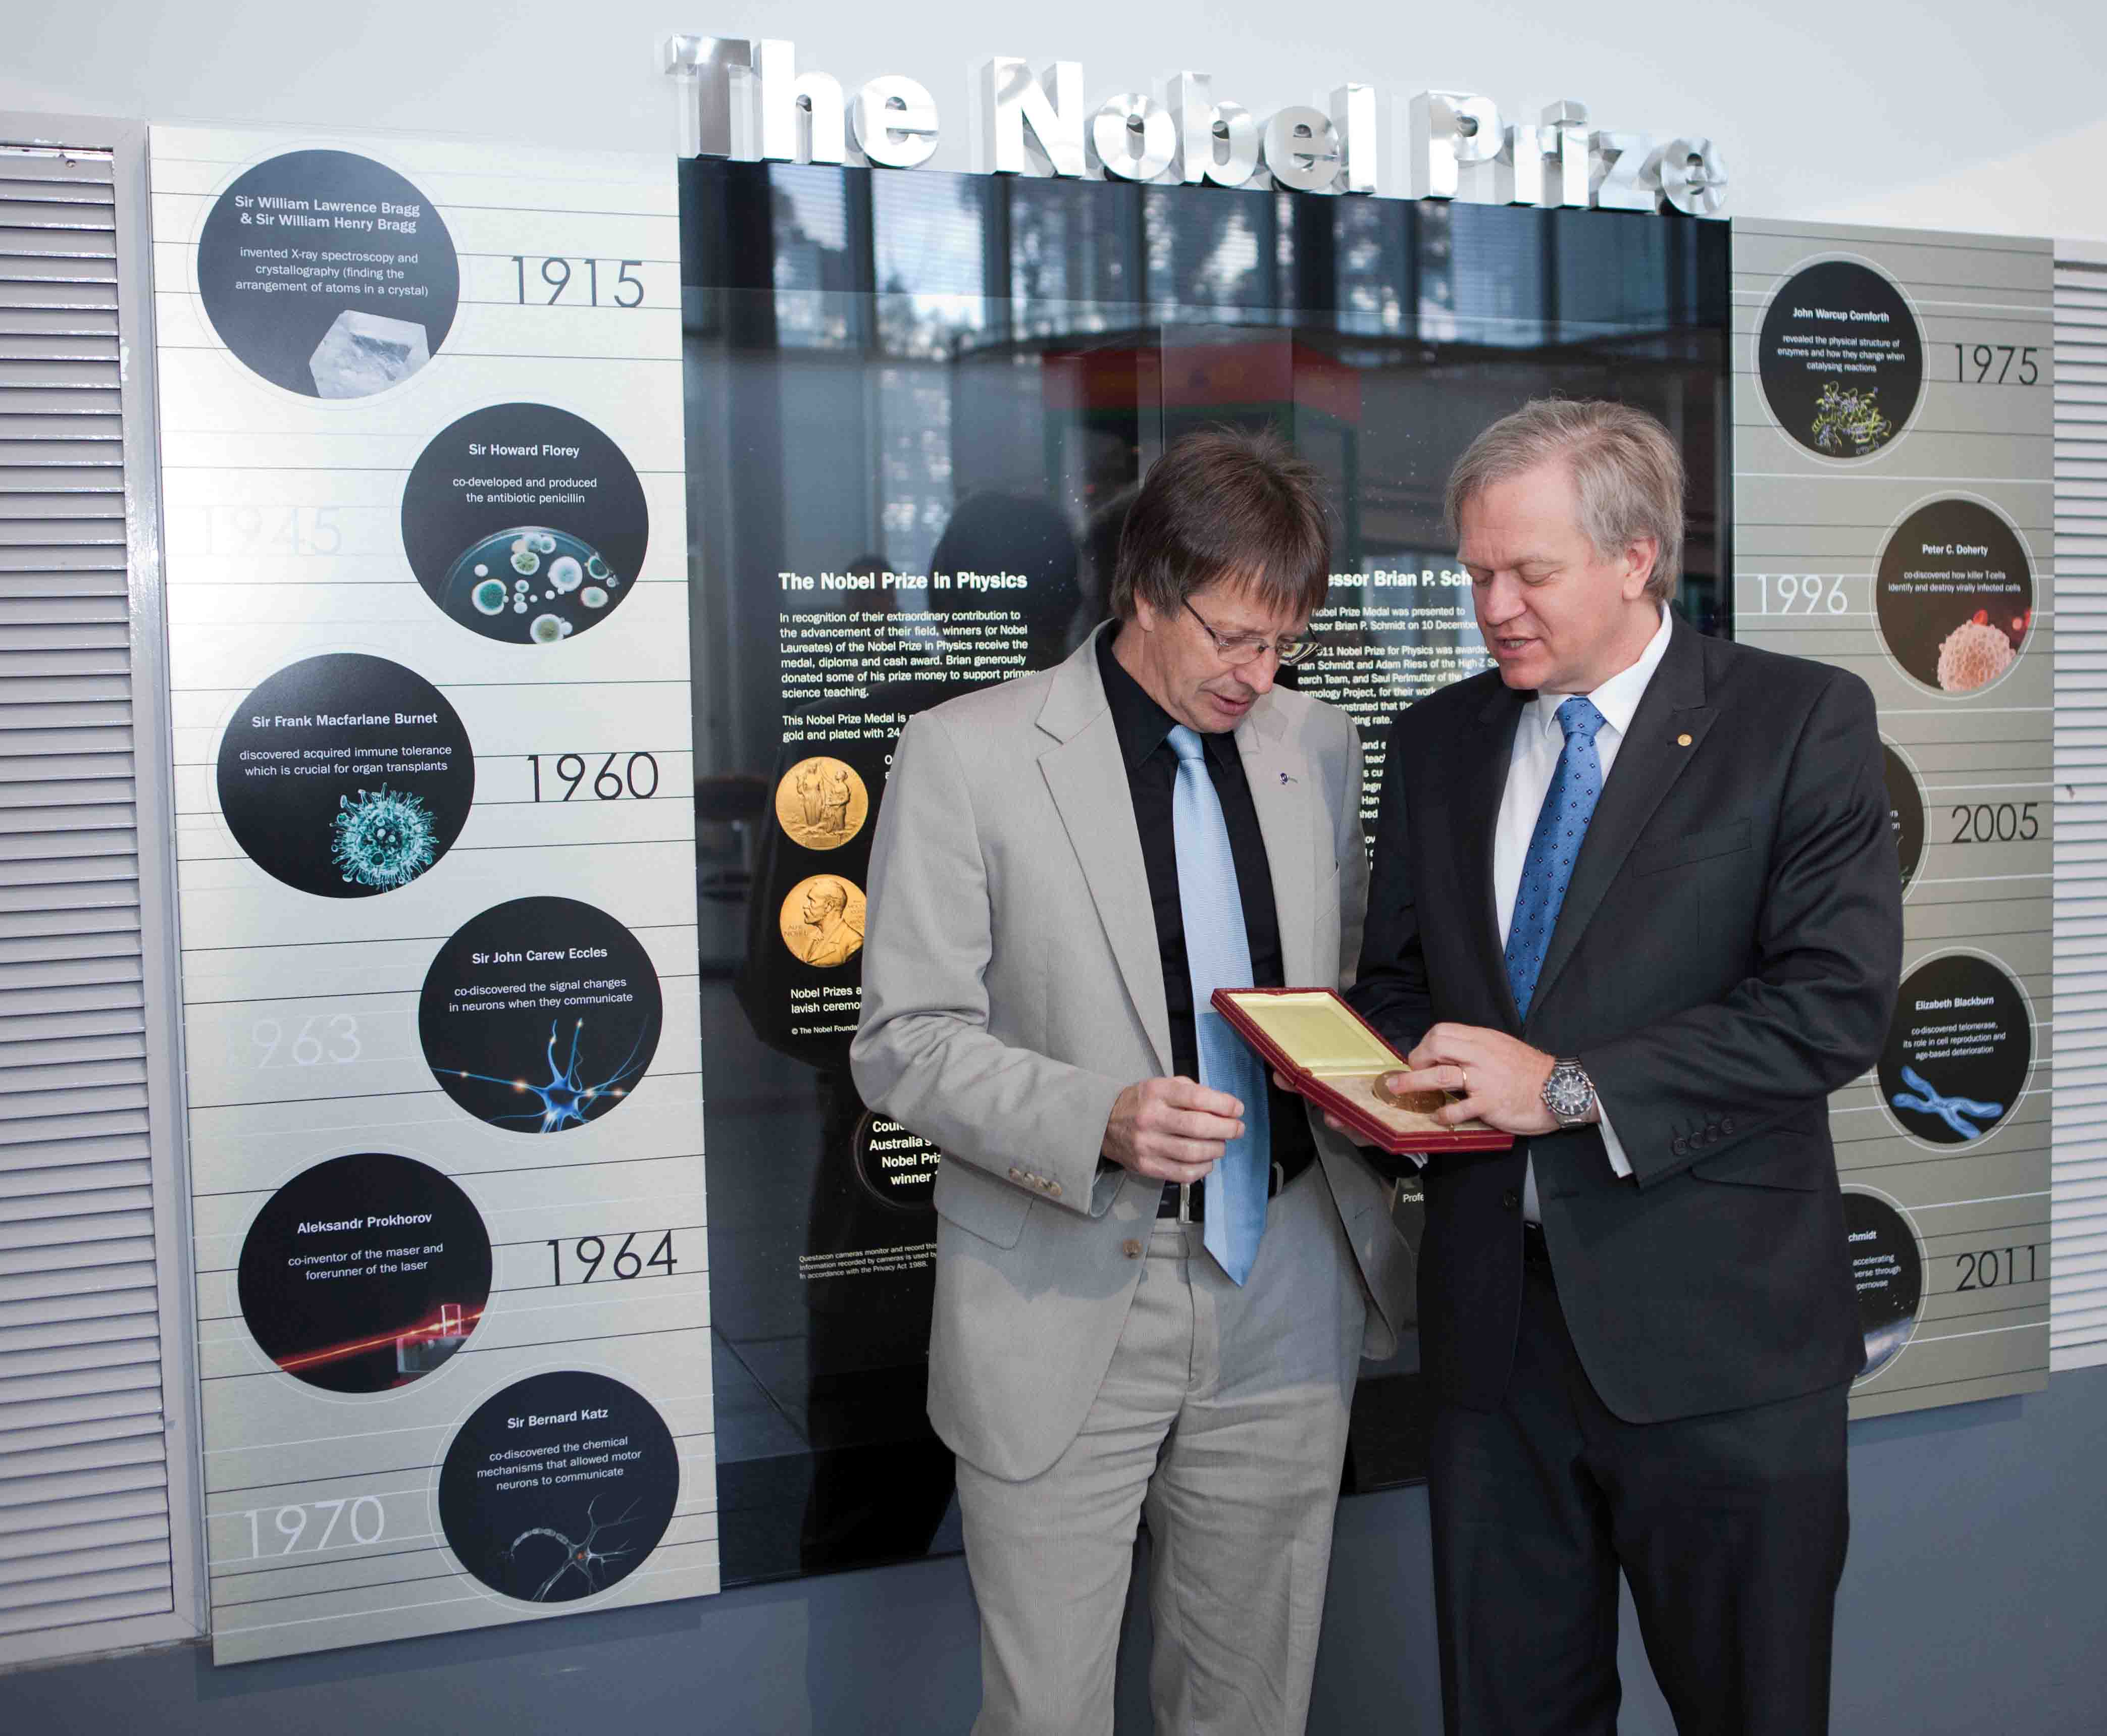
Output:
[
  {"xmin": 1875, "ymin": 499, "xmax": 2032, "ymax": 695},
  {"xmin": 420, "ymin": 898, "xmax": 662, "ymax": 1133},
  {"xmin": 774, "ymin": 757, "xmax": 869, "ymax": 852},
  {"xmin": 1879, "ymin": 952, "xmax": 2032, "ymax": 1147},
  {"xmin": 852, "ymin": 1111, "xmax": 941, "ymax": 1213},
  {"xmin": 1881, "ymin": 741, "xmax": 1926, "ymax": 897},
  {"xmin": 196, "ymin": 149, "xmax": 458, "ymax": 399},
  {"xmin": 401, "ymin": 405, "xmax": 647, "ymax": 645},
  {"xmin": 1758, "ymin": 259, "xmax": 1922, "ymax": 461},
  {"xmin": 438, "ymin": 1371, "xmax": 678, "ymax": 1603},
  {"xmin": 1843, "ymin": 1190, "xmax": 1924, "ymax": 1382},
  {"xmin": 237, "ymin": 1152, "xmax": 490, "ymax": 1394},
  {"xmin": 779, "ymin": 875, "xmax": 865, "ymax": 969},
  {"xmin": 216, "ymin": 654, "xmax": 473, "ymax": 898}
]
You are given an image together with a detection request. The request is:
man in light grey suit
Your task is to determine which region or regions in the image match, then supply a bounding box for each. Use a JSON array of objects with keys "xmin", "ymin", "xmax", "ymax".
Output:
[{"xmin": 852, "ymin": 431, "xmax": 1413, "ymax": 1735}]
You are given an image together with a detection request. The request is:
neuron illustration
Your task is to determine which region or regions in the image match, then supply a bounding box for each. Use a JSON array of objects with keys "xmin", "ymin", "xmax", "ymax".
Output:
[
  {"xmin": 450, "ymin": 1016, "xmax": 651, "ymax": 1132},
  {"xmin": 1809, "ymin": 381, "xmax": 1893, "ymax": 455},
  {"xmin": 331, "ymin": 785, "xmax": 439, "ymax": 889},
  {"xmin": 500, "ymin": 1497, "xmax": 643, "ymax": 1601},
  {"xmin": 1890, "ymin": 1064, "xmax": 2003, "ymax": 1140}
]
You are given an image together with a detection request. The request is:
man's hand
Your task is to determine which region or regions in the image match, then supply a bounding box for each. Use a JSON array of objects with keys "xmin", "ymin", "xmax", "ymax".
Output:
[
  {"xmin": 1103, "ymin": 1076, "xmax": 1243, "ymax": 1183},
  {"xmin": 1383, "ymin": 1023, "xmax": 1567, "ymax": 1136}
]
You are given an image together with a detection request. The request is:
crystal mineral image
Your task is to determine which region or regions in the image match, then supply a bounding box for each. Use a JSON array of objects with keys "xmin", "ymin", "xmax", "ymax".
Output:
[
  {"xmin": 1936, "ymin": 618, "xmax": 2017, "ymax": 692},
  {"xmin": 308, "ymin": 309, "xmax": 432, "ymax": 398}
]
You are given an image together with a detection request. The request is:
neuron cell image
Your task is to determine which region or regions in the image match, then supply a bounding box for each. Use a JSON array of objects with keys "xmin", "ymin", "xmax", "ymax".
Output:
[
  {"xmin": 502, "ymin": 1498, "xmax": 645, "ymax": 1601},
  {"xmin": 331, "ymin": 785, "xmax": 440, "ymax": 890},
  {"xmin": 448, "ymin": 1016, "xmax": 651, "ymax": 1133}
]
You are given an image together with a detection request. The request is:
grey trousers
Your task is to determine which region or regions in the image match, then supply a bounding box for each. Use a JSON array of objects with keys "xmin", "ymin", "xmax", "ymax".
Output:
[{"xmin": 954, "ymin": 1165, "xmax": 1367, "ymax": 1736}]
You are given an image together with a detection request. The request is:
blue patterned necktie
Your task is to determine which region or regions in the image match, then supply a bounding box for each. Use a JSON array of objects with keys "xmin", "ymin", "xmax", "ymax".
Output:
[
  {"xmin": 1168, "ymin": 725, "xmax": 1271, "ymax": 1285},
  {"xmin": 1505, "ymin": 697, "xmax": 1608, "ymax": 1017}
]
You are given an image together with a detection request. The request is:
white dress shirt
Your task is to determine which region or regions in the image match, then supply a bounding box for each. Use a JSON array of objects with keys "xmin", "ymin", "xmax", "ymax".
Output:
[{"xmin": 1493, "ymin": 605, "xmax": 1673, "ymax": 1221}]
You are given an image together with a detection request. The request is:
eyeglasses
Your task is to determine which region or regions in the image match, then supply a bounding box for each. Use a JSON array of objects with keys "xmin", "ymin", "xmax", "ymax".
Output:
[{"xmin": 1181, "ymin": 597, "xmax": 1320, "ymax": 667}]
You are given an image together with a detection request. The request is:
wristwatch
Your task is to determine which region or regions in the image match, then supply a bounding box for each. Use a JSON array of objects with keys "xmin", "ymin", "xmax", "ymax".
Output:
[{"xmin": 1541, "ymin": 1057, "xmax": 1597, "ymax": 1130}]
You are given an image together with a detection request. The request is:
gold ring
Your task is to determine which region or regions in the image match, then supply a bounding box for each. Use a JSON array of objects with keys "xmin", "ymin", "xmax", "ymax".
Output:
[{"xmin": 1456, "ymin": 1068, "xmax": 1469, "ymax": 1096}]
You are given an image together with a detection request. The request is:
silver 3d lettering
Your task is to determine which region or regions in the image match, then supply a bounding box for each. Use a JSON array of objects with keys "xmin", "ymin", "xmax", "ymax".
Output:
[{"xmin": 661, "ymin": 37, "xmax": 1727, "ymax": 215}]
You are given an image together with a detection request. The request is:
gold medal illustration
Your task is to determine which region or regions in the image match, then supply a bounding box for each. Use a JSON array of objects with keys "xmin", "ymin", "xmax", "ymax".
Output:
[
  {"xmin": 780, "ymin": 874, "xmax": 866, "ymax": 968},
  {"xmin": 774, "ymin": 756, "xmax": 869, "ymax": 851}
]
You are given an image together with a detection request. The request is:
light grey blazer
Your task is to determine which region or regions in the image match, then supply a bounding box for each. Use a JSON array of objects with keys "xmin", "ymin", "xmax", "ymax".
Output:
[{"xmin": 850, "ymin": 629, "xmax": 1413, "ymax": 1482}]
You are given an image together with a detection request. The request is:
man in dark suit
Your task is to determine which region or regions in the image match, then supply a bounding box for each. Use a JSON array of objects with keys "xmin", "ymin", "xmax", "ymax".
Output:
[{"xmin": 1350, "ymin": 398, "xmax": 1902, "ymax": 1735}]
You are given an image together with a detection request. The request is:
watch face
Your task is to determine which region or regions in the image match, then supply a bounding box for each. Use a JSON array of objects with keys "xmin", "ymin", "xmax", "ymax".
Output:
[{"xmin": 1545, "ymin": 1065, "xmax": 1591, "ymax": 1119}]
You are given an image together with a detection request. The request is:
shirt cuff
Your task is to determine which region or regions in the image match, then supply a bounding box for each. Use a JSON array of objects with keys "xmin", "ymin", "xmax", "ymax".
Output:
[{"xmin": 1597, "ymin": 1101, "xmax": 1634, "ymax": 1178}]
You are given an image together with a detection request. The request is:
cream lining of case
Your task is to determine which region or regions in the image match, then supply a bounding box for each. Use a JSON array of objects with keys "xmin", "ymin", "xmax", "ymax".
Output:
[{"xmin": 1220, "ymin": 989, "xmax": 1400, "ymax": 1075}]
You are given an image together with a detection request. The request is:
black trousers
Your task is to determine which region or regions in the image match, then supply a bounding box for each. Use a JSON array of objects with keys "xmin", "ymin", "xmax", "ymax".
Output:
[{"xmin": 1427, "ymin": 1241, "xmax": 1851, "ymax": 1736}]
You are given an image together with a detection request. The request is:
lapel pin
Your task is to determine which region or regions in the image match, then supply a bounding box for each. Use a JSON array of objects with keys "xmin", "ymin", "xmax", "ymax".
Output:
[
  {"xmin": 1676, "ymin": 732, "xmax": 1692, "ymax": 747},
  {"xmin": 1280, "ymin": 771, "xmax": 1295, "ymax": 784}
]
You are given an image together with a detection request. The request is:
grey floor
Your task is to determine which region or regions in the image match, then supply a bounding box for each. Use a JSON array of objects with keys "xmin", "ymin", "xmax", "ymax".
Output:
[{"xmin": 10, "ymin": 1366, "xmax": 2107, "ymax": 1734}]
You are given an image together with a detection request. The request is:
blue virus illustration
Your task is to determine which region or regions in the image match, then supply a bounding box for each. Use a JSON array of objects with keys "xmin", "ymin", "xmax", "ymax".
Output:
[
  {"xmin": 452, "ymin": 1016, "xmax": 650, "ymax": 1133},
  {"xmin": 501, "ymin": 1497, "xmax": 643, "ymax": 1601},
  {"xmin": 331, "ymin": 785, "xmax": 439, "ymax": 889},
  {"xmin": 1890, "ymin": 1064, "xmax": 2003, "ymax": 1140}
]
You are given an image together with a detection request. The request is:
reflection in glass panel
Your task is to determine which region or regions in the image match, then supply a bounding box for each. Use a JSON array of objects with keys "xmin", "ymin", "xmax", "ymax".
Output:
[
  {"xmin": 769, "ymin": 165, "xmax": 853, "ymax": 347},
  {"xmin": 1144, "ymin": 185, "xmax": 1275, "ymax": 318},
  {"xmin": 682, "ymin": 157, "xmax": 1731, "ymax": 1586}
]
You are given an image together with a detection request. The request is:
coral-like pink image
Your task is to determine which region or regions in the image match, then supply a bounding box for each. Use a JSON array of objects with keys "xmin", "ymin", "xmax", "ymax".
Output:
[{"xmin": 1936, "ymin": 618, "xmax": 2017, "ymax": 692}]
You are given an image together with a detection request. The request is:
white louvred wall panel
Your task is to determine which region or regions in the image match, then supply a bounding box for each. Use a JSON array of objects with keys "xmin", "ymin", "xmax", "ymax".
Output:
[
  {"xmin": 2051, "ymin": 240, "xmax": 2107, "ymax": 1370},
  {"xmin": 0, "ymin": 114, "xmax": 201, "ymax": 1669}
]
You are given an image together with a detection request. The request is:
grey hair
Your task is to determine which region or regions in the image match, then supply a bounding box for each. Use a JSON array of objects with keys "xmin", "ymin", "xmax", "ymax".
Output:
[{"xmin": 1445, "ymin": 399, "xmax": 1685, "ymax": 602}]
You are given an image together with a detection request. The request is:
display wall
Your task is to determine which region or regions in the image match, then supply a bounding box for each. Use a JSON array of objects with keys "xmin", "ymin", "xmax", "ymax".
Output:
[
  {"xmin": 124, "ymin": 111, "xmax": 2068, "ymax": 1659},
  {"xmin": 150, "ymin": 126, "xmax": 718, "ymax": 1662},
  {"xmin": 1733, "ymin": 218, "xmax": 2055, "ymax": 1413}
]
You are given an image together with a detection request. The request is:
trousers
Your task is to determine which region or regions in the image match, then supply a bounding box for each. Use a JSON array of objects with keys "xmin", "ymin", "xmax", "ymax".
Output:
[
  {"xmin": 1429, "ymin": 1246, "xmax": 1851, "ymax": 1735},
  {"xmin": 954, "ymin": 1164, "xmax": 1367, "ymax": 1736}
]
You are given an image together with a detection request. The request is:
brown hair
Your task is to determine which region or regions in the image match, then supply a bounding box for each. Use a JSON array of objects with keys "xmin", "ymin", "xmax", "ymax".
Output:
[
  {"xmin": 1110, "ymin": 428, "xmax": 1332, "ymax": 622},
  {"xmin": 1446, "ymin": 398, "xmax": 1685, "ymax": 602}
]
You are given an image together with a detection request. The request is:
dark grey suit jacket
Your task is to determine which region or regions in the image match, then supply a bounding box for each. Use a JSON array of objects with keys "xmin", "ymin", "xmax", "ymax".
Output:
[{"xmin": 1353, "ymin": 613, "xmax": 1903, "ymax": 1423}]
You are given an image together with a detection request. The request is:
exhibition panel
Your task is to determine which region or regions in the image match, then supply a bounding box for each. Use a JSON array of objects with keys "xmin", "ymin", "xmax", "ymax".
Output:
[
  {"xmin": 148, "ymin": 127, "xmax": 717, "ymax": 1662},
  {"xmin": 2, "ymin": 65, "xmax": 2090, "ymax": 1681},
  {"xmin": 679, "ymin": 156, "xmax": 1731, "ymax": 1583},
  {"xmin": 1734, "ymin": 219, "xmax": 2056, "ymax": 1413}
]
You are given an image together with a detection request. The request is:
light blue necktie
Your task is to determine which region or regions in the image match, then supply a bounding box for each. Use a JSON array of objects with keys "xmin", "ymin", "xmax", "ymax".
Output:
[
  {"xmin": 1504, "ymin": 697, "xmax": 1607, "ymax": 1017},
  {"xmin": 1167, "ymin": 725, "xmax": 1271, "ymax": 1286}
]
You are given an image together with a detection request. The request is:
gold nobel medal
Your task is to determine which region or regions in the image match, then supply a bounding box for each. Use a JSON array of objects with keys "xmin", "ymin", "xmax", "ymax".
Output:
[
  {"xmin": 1373, "ymin": 1075, "xmax": 1450, "ymax": 1115},
  {"xmin": 775, "ymin": 756, "xmax": 869, "ymax": 851},
  {"xmin": 780, "ymin": 874, "xmax": 866, "ymax": 968}
]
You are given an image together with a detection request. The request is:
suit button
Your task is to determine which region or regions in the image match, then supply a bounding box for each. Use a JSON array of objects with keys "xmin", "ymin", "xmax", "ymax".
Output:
[
  {"xmin": 1722, "ymin": 1117, "xmax": 1735, "ymax": 1135},
  {"xmin": 1672, "ymin": 1137, "xmax": 1688, "ymax": 1157},
  {"xmin": 1008, "ymin": 1166, "xmax": 1023, "ymax": 1180},
  {"xmin": 1049, "ymin": 1181, "xmax": 1063, "ymax": 1200},
  {"xmin": 1706, "ymin": 1127, "xmax": 1722, "ymax": 1146},
  {"xmin": 1122, "ymin": 1238, "xmax": 1143, "ymax": 1259},
  {"xmin": 1500, "ymin": 1188, "xmax": 1520, "ymax": 1211}
]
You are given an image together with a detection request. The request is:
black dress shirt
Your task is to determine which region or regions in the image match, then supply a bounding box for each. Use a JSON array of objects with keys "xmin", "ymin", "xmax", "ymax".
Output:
[{"xmin": 1095, "ymin": 632, "xmax": 1315, "ymax": 1197}]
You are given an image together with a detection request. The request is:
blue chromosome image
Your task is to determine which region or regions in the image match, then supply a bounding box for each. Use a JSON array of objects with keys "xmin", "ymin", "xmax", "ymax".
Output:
[
  {"xmin": 451, "ymin": 1016, "xmax": 651, "ymax": 1133},
  {"xmin": 1890, "ymin": 1064, "xmax": 2003, "ymax": 1140}
]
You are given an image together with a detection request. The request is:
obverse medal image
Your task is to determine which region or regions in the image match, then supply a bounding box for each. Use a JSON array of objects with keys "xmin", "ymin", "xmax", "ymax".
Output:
[
  {"xmin": 778, "ymin": 875, "xmax": 865, "ymax": 968},
  {"xmin": 774, "ymin": 757, "xmax": 869, "ymax": 851}
]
